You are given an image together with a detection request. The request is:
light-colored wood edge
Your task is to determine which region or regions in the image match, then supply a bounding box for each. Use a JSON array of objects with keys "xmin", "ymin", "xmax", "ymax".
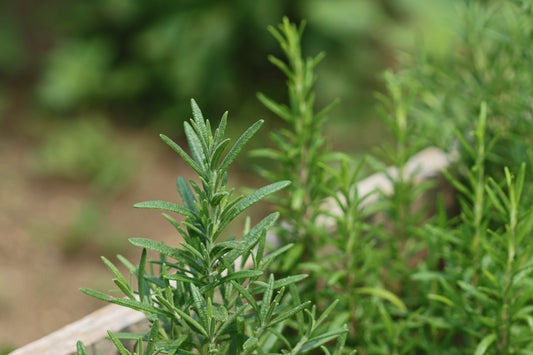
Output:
[
  {"xmin": 10, "ymin": 303, "xmax": 148, "ymax": 355},
  {"xmin": 11, "ymin": 146, "xmax": 452, "ymax": 355}
]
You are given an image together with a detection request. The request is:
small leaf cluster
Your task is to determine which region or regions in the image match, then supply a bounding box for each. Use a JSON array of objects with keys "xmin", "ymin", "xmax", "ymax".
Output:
[{"xmin": 78, "ymin": 100, "xmax": 348, "ymax": 354}]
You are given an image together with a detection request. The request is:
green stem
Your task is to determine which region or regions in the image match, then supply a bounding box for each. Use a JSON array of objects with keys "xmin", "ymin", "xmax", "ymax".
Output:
[{"xmin": 472, "ymin": 102, "xmax": 487, "ymax": 287}]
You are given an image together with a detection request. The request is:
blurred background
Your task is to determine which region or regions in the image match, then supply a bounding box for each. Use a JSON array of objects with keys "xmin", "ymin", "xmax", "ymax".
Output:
[{"xmin": 0, "ymin": 0, "xmax": 453, "ymax": 352}]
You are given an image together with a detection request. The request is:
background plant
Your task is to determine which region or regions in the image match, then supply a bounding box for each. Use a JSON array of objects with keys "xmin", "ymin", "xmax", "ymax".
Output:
[
  {"xmin": 363, "ymin": 1, "xmax": 533, "ymax": 353},
  {"xmin": 394, "ymin": 0, "xmax": 533, "ymax": 194},
  {"xmin": 254, "ymin": 18, "xmax": 339, "ymax": 265},
  {"xmin": 363, "ymin": 1, "xmax": 533, "ymax": 351},
  {"xmin": 78, "ymin": 100, "xmax": 348, "ymax": 354},
  {"xmin": 254, "ymin": 3, "xmax": 533, "ymax": 354},
  {"xmin": 26, "ymin": 1, "xmax": 449, "ymax": 135},
  {"xmin": 253, "ymin": 17, "xmax": 428, "ymax": 353}
]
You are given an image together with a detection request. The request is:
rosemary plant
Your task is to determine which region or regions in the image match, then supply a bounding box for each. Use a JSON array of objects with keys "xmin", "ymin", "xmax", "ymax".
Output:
[
  {"xmin": 254, "ymin": 17, "xmax": 338, "ymax": 264},
  {"xmin": 77, "ymin": 100, "xmax": 348, "ymax": 354},
  {"xmin": 412, "ymin": 103, "xmax": 533, "ymax": 354}
]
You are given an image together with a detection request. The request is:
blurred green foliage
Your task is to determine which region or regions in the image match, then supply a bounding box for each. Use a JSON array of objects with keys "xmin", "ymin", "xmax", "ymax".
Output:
[
  {"xmin": 60, "ymin": 202, "xmax": 127, "ymax": 256},
  {"xmin": 393, "ymin": 0, "xmax": 533, "ymax": 193},
  {"xmin": 29, "ymin": 0, "xmax": 448, "ymax": 134},
  {"xmin": 30, "ymin": 116, "xmax": 135, "ymax": 194},
  {"xmin": 0, "ymin": 7, "xmax": 27, "ymax": 76}
]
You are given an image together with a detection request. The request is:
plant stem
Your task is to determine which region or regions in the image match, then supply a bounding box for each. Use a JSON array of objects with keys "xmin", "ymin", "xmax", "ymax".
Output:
[{"xmin": 471, "ymin": 102, "xmax": 487, "ymax": 287}]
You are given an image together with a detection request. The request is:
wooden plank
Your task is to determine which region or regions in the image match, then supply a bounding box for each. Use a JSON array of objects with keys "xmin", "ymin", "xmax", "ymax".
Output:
[{"xmin": 10, "ymin": 303, "xmax": 148, "ymax": 355}]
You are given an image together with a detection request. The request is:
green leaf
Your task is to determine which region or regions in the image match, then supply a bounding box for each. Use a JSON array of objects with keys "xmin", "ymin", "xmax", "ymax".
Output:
[
  {"xmin": 145, "ymin": 319, "xmax": 159, "ymax": 355},
  {"xmin": 216, "ymin": 270, "xmax": 264, "ymax": 285},
  {"xmin": 173, "ymin": 349, "xmax": 197, "ymax": 355},
  {"xmin": 457, "ymin": 281, "xmax": 493, "ymax": 304},
  {"xmin": 243, "ymin": 336, "xmax": 258, "ymax": 350},
  {"xmin": 249, "ymin": 148, "xmax": 285, "ymax": 160},
  {"xmin": 316, "ymin": 299, "xmax": 340, "ymax": 329},
  {"xmin": 138, "ymin": 248, "xmax": 147, "ymax": 303},
  {"xmin": 80, "ymin": 288, "xmax": 113, "ymax": 302},
  {"xmin": 257, "ymin": 92, "xmax": 292, "ymax": 121},
  {"xmin": 190, "ymin": 98, "xmax": 208, "ymax": 138},
  {"xmin": 177, "ymin": 177, "xmax": 198, "ymax": 215},
  {"xmin": 314, "ymin": 97, "xmax": 340, "ymax": 123},
  {"xmin": 214, "ymin": 303, "xmax": 249, "ymax": 340},
  {"xmin": 113, "ymin": 279, "xmax": 136, "ymax": 300},
  {"xmin": 443, "ymin": 170, "xmax": 473, "ymax": 201},
  {"xmin": 107, "ymin": 331, "xmax": 132, "ymax": 355},
  {"xmin": 428, "ymin": 293, "xmax": 455, "ymax": 307},
  {"xmin": 267, "ymin": 55, "xmax": 292, "ymax": 80},
  {"xmin": 191, "ymin": 284, "xmax": 208, "ymax": 329},
  {"xmin": 160, "ymin": 134, "xmax": 204, "ymax": 176},
  {"xmin": 129, "ymin": 238, "xmax": 180, "ymax": 259},
  {"xmin": 134, "ymin": 200, "xmax": 195, "ymax": 219},
  {"xmin": 214, "ymin": 111, "xmax": 228, "ymax": 146},
  {"xmin": 211, "ymin": 239, "xmax": 241, "ymax": 252},
  {"xmin": 221, "ymin": 181, "xmax": 290, "ymax": 228},
  {"xmin": 111, "ymin": 298, "xmax": 174, "ymax": 318},
  {"xmin": 174, "ymin": 306, "xmax": 209, "ymax": 337},
  {"xmin": 269, "ymin": 300, "xmax": 311, "ymax": 327},
  {"xmin": 222, "ymin": 213, "xmax": 279, "ymax": 266},
  {"xmin": 184, "ymin": 121, "xmax": 205, "ymax": 166},
  {"xmin": 485, "ymin": 182, "xmax": 507, "ymax": 217},
  {"xmin": 211, "ymin": 303, "xmax": 228, "ymax": 322},
  {"xmin": 231, "ymin": 281, "xmax": 259, "ymax": 315},
  {"xmin": 101, "ymin": 256, "xmax": 127, "ymax": 286},
  {"xmin": 300, "ymin": 328, "xmax": 348, "ymax": 353},
  {"xmin": 219, "ymin": 120, "xmax": 264, "ymax": 175},
  {"xmin": 164, "ymin": 273, "xmax": 202, "ymax": 286},
  {"xmin": 117, "ymin": 254, "xmax": 136, "ymax": 273},
  {"xmin": 211, "ymin": 138, "xmax": 231, "ymax": 169},
  {"xmin": 76, "ymin": 341, "xmax": 88, "ymax": 355},
  {"xmin": 179, "ymin": 240, "xmax": 204, "ymax": 260},
  {"xmin": 253, "ymin": 274, "xmax": 308, "ymax": 294},
  {"xmin": 260, "ymin": 274, "xmax": 275, "ymax": 324},
  {"xmin": 474, "ymin": 333, "xmax": 497, "ymax": 355},
  {"xmin": 355, "ymin": 287, "xmax": 407, "ymax": 312}
]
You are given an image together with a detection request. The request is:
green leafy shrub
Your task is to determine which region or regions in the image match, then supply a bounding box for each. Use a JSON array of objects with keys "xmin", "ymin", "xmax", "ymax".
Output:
[
  {"xmin": 393, "ymin": 0, "xmax": 533, "ymax": 191},
  {"xmin": 34, "ymin": 0, "xmax": 440, "ymax": 133},
  {"xmin": 78, "ymin": 100, "xmax": 349, "ymax": 354},
  {"xmin": 254, "ymin": 17, "xmax": 426, "ymax": 353},
  {"xmin": 255, "ymin": 5, "xmax": 533, "ymax": 354}
]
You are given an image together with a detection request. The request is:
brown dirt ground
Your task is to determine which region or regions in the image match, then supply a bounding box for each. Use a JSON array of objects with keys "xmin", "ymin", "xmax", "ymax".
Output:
[{"xmin": 0, "ymin": 126, "xmax": 199, "ymax": 351}]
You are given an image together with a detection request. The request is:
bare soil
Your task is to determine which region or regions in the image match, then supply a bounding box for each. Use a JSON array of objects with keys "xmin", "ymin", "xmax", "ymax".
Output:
[{"xmin": 0, "ymin": 127, "xmax": 198, "ymax": 351}]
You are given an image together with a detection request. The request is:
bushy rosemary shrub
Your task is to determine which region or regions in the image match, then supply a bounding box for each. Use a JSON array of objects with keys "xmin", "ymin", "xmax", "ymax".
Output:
[
  {"xmin": 77, "ymin": 100, "xmax": 348, "ymax": 354},
  {"xmin": 393, "ymin": 0, "xmax": 533, "ymax": 197},
  {"xmin": 254, "ymin": 16, "xmax": 435, "ymax": 353},
  {"xmin": 367, "ymin": 2, "xmax": 533, "ymax": 352},
  {"xmin": 256, "ymin": 6, "xmax": 533, "ymax": 354}
]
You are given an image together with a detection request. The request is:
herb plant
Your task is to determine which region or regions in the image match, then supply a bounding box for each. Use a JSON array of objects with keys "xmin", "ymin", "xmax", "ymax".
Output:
[
  {"xmin": 254, "ymin": 16, "xmax": 426, "ymax": 352},
  {"xmin": 255, "ymin": 7, "xmax": 533, "ymax": 354},
  {"xmin": 255, "ymin": 17, "xmax": 338, "ymax": 264},
  {"xmin": 74, "ymin": 2, "xmax": 533, "ymax": 354},
  {"xmin": 77, "ymin": 99, "xmax": 348, "ymax": 354}
]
